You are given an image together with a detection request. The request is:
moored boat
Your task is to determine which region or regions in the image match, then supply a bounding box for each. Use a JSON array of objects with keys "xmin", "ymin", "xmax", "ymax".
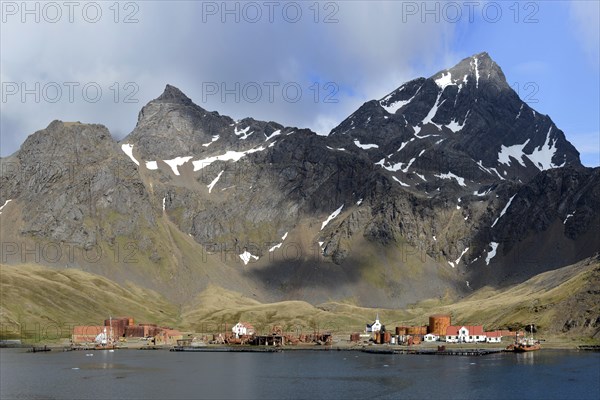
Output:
[{"xmin": 507, "ymin": 324, "xmax": 541, "ymax": 352}]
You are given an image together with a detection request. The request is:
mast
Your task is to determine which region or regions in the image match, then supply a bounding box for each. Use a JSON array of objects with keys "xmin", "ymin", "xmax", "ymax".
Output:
[{"xmin": 109, "ymin": 316, "xmax": 114, "ymax": 345}]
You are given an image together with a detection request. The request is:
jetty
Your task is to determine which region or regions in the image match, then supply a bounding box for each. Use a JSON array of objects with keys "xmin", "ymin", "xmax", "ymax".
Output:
[
  {"xmin": 170, "ymin": 346, "xmax": 282, "ymax": 353},
  {"xmin": 27, "ymin": 346, "xmax": 51, "ymax": 353},
  {"xmin": 362, "ymin": 347, "xmax": 505, "ymax": 356}
]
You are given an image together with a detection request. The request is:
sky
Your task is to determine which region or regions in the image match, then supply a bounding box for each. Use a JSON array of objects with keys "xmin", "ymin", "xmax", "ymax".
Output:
[{"xmin": 1, "ymin": 1, "xmax": 599, "ymax": 166}]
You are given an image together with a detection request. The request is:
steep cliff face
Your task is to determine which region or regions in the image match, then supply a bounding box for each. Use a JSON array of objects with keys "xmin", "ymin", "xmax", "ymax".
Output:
[{"xmin": 0, "ymin": 53, "xmax": 597, "ymax": 309}]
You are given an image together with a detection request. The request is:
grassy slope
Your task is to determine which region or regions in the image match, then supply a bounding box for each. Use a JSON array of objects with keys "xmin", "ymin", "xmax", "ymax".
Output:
[
  {"xmin": 0, "ymin": 263, "xmax": 180, "ymax": 339},
  {"xmin": 2, "ymin": 256, "xmax": 598, "ymax": 341}
]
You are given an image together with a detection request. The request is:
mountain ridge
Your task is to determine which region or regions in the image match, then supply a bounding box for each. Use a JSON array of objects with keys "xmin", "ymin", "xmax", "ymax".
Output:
[{"xmin": 1, "ymin": 52, "xmax": 598, "ymax": 312}]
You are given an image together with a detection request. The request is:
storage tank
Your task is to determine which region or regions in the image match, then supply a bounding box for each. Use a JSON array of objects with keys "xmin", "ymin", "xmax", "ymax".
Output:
[
  {"xmin": 383, "ymin": 332, "xmax": 391, "ymax": 344},
  {"xmin": 395, "ymin": 326, "xmax": 408, "ymax": 335},
  {"xmin": 428, "ymin": 315, "xmax": 451, "ymax": 336},
  {"xmin": 407, "ymin": 326, "xmax": 427, "ymax": 335}
]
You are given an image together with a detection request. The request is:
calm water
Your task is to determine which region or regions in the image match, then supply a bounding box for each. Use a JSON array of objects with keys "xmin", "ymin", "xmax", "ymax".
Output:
[{"xmin": 1, "ymin": 349, "xmax": 598, "ymax": 400}]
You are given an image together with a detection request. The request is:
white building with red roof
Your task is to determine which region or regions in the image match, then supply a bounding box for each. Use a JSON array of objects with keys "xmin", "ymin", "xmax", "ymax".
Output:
[
  {"xmin": 445, "ymin": 325, "xmax": 486, "ymax": 343},
  {"xmin": 485, "ymin": 330, "xmax": 503, "ymax": 343}
]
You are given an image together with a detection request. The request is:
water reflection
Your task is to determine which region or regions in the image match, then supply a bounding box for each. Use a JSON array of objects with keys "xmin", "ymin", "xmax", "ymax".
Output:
[
  {"xmin": 516, "ymin": 352, "xmax": 536, "ymax": 365},
  {"xmin": 1, "ymin": 349, "xmax": 598, "ymax": 400}
]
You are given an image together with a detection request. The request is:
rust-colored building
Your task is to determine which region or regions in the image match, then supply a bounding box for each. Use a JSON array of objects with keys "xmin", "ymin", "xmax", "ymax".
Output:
[
  {"xmin": 72, "ymin": 326, "xmax": 107, "ymax": 344},
  {"xmin": 395, "ymin": 326, "xmax": 408, "ymax": 335}
]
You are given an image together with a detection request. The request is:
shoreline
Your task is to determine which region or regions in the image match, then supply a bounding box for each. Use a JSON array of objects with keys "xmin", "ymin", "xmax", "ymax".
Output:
[{"xmin": 5, "ymin": 340, "xmax": 599, "ymax": 352}]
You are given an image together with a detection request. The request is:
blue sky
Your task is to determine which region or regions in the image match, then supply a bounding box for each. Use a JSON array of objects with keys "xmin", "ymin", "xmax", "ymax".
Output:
[{"xmin": 1, "ymin": 1, "xmax": 598, "ymax": 166}]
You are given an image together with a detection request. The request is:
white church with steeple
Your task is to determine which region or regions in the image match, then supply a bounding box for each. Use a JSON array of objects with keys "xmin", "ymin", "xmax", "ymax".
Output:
[{"xmin": 365, "ymin": 313, "xmax": 382, "ymax": 333}]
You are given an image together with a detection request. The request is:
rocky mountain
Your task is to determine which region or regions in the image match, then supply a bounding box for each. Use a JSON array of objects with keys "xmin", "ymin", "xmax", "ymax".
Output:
[{"xmin": 1, "ymin": 52, "xmax": 598, "ymax": 311}]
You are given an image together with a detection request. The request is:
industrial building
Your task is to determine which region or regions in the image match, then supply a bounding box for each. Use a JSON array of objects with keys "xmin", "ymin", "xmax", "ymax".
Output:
[
  {"xmin": 428, "ymin": 314, "xmax": 452, "ymax": 336},
  {"xmin": 232, "ymin": 322, "xmax": 255, "ymax": 338},
  {"xmin": 72, "ymin": 317, "xmax": 182, "ymax": 345}
]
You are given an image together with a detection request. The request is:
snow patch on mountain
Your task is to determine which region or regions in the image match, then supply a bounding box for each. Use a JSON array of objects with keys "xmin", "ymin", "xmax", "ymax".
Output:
[
  {"xmin": 121, "ymin": 143, "xmax": 139, "ymax": 166},
  {"xmin": 393, "ymin": 176, "xmax": 410, "ymax": 187},
  {"xmin": 485, "ymin": 242, "xmax": 499, "ymax": 265},
  {"xmin": 327, "ymin": 146, "xmax": 346, "ymax": 151},
  {"xmin": 0, "ymin": 199, "xmax": 12, "ymax": 215},
  {"xmin": 491, "ymin": 194, "xmax": 516, "ymax": 227},
  {"xmin": 234, "ymin": 126, "xmax": 254, "ymax": 140},
  {"xmin": 207, "ymin": 170, "xmax": 224, "ymax": 193},
  {"xmin": 192, "ymin": 147, "xmax": 265, "ymax": 171},
  {"xmin": 421, "ymin": 92, "xmax": 445, "ymax": 129},
  {"xmin": 353, "ymin": 140, "xmax": 379, "ymax": 150},
  {"xmin": 446, "ymin": 118, "xmax": 466, "ymax": 133},
  {"xmin": 265, "ymin": 130, "xmax": 282, "ymax": 141},
  {"xmin": 321, "ymin": 205, "xmax": 344, "ymax": 230},
  {"xmin": 528, "ymin": 127, "xmax": 563, "ymax": 170},
  {"xmin": 145, "ymin": 161, "xmax": 158, "ymax": 170},
  {"xmin": 202, "ymin": 135, "xmax": 220, "ymax": 147},
  {"xmin": 434, "ymin": 172, "xmax": 466, "ymax": 187},
  {"xmin": 516, "ymin": 104, "xmax": 523, "ymax": 119},
  {"xmin": 268, "ymin": 232, "xmax": 289, "ymax": 252},
  {"xmin": 380, "ymin": 84, "xmax": 422, "ymax": 114},
  {"xmin": 239, "ymin": 250, "xmax": 259, "ymax": 265},
  {"xmin": 471, "ymin": 57, "xmax": 480, "ymax": 88},
  {"xmin": 435, "ymin": 71, "xmax": 454, "ymax": 90},
  {"xmin": 498, "ymin": 139, "xmax": 530, "ymax": 167},
  {"xmin": 164, "ymin": 156, "xmax": 193, "ymax": 176},
  {"xmin": 563, "ymin": 212, "xmax": 575, "ymax": 224},
  {"xmin": 473, "ymin": 187, "xmax": 492, "ymax": 196},
  {"xmin": 398, "ymin": 141, "xmax": 409, "ymax": 152},
  {"xmin": 455, "ymin": 247, "xmax": 469, "ymax": 266},
  {"xmin": 498, "ymin": 128, "xmax": 563, "ymax": 171}
]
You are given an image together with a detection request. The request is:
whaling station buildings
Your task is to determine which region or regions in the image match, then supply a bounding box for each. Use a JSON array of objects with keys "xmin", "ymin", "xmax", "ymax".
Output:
[
  {"xmin": 358, "ymin": 314, "xmax": 510, "ymax": 345},
  {"xmin": 72, "ymin": 317, "xmax": 183, "ymax": 346}
]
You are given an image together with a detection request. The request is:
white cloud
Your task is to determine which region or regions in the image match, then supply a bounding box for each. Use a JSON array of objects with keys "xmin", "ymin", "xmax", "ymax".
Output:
[
  {"xmin": 569, "ymin": 1, "xmax": 600, "ymax": 68},
  {"xmin": 0, "ymin": 1, "xmax": 457, "ymax": 155}
]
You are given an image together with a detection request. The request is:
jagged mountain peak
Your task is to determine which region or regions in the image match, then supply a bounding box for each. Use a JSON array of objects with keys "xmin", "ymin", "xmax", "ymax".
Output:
[
  {"xmin": 155, "ymin": 84, "xmax": 194, "ymax": 105},
  {"xmin": 431, "ymin": 52, "xmax": 509, "ymax": 91},
  {"xmin": 330, "ymin": 52, "xmax": 581, "ymax": 186}
]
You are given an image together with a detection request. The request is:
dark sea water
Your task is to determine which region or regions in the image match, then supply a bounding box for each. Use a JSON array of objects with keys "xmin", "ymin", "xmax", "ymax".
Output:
[{"xmin": 1, "ymin": 348, "xmax": 598, "ymax": 400}]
